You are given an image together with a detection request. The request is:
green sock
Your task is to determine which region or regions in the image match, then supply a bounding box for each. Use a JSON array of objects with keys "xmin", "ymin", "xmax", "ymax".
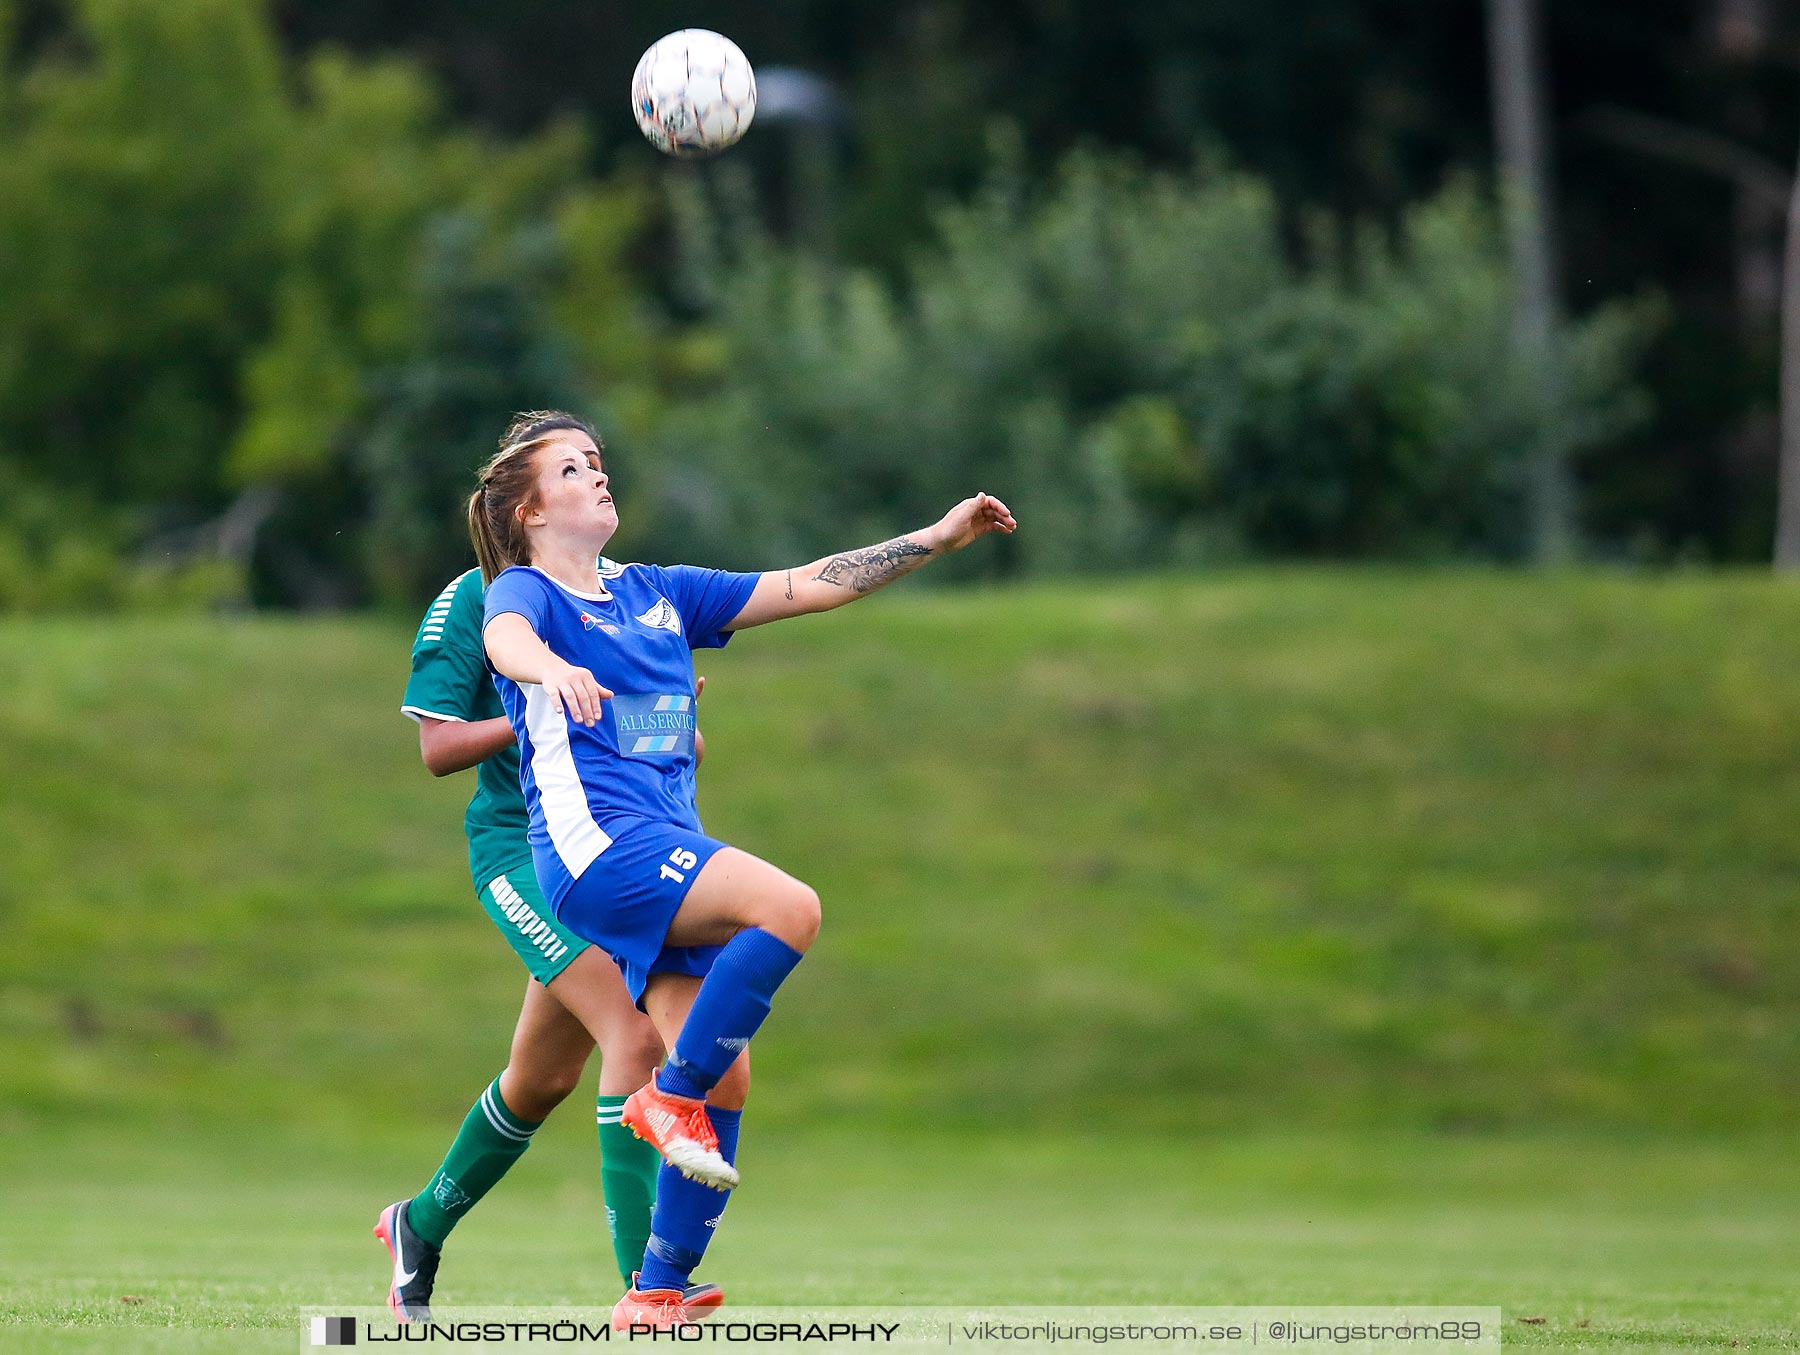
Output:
[
  {"xmin": 597, "ymin": 1094, "xmax": 661, "ymax": 1287},
  {"xmin": 407, "ymin": 1077, "xmax": 541, "ymax": 1248}
]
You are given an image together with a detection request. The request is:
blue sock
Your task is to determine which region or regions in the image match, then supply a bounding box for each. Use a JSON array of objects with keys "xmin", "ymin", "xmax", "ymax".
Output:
[
  {"xmin": 637, "ymin": 1106, "xmax": 741, "ymax": 1293},
  {"xmin": 656, "ymin": 929, "xmax": 803, "ymax": 1100}
]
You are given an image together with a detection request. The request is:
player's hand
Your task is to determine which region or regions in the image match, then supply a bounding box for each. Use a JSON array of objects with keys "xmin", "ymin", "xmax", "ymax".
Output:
[
  {"xmin": 543, "ymin": 658, "xmax": 612, "ymax": 726},
  {"xmin": 932, "ymin": 492, "xmax": 1017, "ymax": 553}
]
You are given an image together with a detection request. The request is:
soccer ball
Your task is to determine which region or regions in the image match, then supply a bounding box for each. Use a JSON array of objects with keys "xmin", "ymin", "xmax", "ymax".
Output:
[{"xmin": 631, "ymin": 30, "xmax": 757, "ymax": 158}]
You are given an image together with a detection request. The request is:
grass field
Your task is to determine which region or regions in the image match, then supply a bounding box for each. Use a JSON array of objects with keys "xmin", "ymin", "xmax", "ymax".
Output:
[
  {"xmin": 3, "ymin": 1126, "xmax": 1796, "ymax": 1352},
  {"xmin": 3, "ymin": 572, "xmax": 1798, "ymax": 1349}
]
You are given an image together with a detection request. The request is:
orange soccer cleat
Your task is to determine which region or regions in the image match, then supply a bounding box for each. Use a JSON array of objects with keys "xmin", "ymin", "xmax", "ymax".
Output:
[
  {"xmin": 611, "ymin": 1283, "xmax": 693, "ymax": 1331},
  {"xmin": 621, "ymin": 1078, "xmax": 740, "ymax": 1190},
  {"xmin": 683, "ymin": 1282, "xmax": 726, "ymax": 1312}
]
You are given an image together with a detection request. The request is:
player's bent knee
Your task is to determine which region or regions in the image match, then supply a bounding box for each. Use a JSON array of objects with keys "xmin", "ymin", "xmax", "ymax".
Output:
[
  {"xmin": 541, "ymin": 1065, "xmax": 585, "ymax": 1105},
  {"xmin": 794, "ymin": 884, "xmax": 822, "ymax": 947},
  {"xmin": 504, "ymin": 1065, "xmax": 580, "ymax": 1120},
  {"xmin": 598, "ymin": 1026, "xmax": 665, "ymax": 1080},
  {"xmin": 759, "ymin": 881, "xmax": 820, "ymax": 951}
]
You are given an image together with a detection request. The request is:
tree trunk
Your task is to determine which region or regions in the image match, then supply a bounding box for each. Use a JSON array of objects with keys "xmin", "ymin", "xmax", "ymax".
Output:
[
  {"xmin": 1775, "ymin": 132, "xmax": 1800, "ymax": 570},
  {"xmin": 1487, "ymin": 0, "xmax": 1575, "ymax": 563}
]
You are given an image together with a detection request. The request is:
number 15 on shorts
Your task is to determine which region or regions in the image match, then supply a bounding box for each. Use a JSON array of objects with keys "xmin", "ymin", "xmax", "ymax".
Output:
[{"xmin": 661, "ymin": 848, "xmax": 699, "ymax": 885}]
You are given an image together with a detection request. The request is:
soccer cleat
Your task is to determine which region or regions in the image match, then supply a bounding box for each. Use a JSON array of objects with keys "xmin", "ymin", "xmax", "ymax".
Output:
[
  {"xmin": 621, "ymin": 1080, "xmax": 740, "ymax": 1190},
  {"xmin": 629, "ymin": 1272, "xmax": 725, "ymax": 1313},
  {"xmin": 611, "ymin": 1283, "xmax": 692, "ymax": 1330},
  {"xmin": 683, "ymin": 1282, "xmax": 725, "ymax": 1312},
  {"xmin": 373, "ymin": 1199, "xmax": 441, "ymax": 1323}
]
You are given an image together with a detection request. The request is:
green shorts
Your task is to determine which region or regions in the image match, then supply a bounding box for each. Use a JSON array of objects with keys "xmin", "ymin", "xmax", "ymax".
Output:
[{"xmin": 478, "ymin": 863, "xmax": 591, "ymax": 985}]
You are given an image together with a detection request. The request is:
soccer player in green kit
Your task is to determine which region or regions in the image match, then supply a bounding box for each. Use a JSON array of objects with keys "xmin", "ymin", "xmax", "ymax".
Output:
[{"xmin": 375, "ymin": 414, "xmax": 722, "ymax": 1322}]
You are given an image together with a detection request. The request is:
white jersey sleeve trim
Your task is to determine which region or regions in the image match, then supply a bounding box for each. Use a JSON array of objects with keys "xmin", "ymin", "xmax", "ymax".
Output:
[
  {"xmin": 400, "ymin": 706, "xmax": 470, "ymax": 725},
  {"xmin": 522, "ymin": 683, "xmax": 612, "ymax": 879}
]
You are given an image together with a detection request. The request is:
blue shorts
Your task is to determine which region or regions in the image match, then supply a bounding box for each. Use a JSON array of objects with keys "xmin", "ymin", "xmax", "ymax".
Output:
[{"xmin": 550, "ymin": 817, "xmax": 729, "ymax": 1003}]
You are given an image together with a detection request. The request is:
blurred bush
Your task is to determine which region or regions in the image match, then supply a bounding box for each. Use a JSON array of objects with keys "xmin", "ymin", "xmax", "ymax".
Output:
[
  {"xmin": 645, "ymin": 152, "xmax": 1657, "ymax": 571},
  {"xmin": 0, "ymin": 461, "xmax": 240, "ymax": 611},
  {"xmin": 0, "ymin": 0, "xmax": 652, "ymax": 608},
  {"xmin": 0, "ymin": 3, "xmax": 1658, "ymax": 607}
]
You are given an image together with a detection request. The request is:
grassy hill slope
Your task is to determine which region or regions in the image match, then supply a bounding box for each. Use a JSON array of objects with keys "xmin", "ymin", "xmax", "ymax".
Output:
[{"xmin": 3, "ymin": 571, "xmax": 1797, "ymax": 1138}]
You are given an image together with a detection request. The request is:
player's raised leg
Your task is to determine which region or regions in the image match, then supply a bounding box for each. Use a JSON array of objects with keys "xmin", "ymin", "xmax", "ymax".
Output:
[{"xmin": 620, "ymin": 848, "xmax": 817, "ymax": 1189}]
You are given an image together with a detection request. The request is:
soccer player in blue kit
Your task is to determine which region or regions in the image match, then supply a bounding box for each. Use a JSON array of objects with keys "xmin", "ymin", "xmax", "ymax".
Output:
[{"xmin": 467, "ymin": 412, "xmax": 1016, "ymax": 1327}]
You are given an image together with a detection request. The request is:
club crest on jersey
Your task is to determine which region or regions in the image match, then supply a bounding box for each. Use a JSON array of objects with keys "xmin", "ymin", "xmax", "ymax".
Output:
[
  {"xmin": 635, "ymin": 597, "xmax": 682, "ymax": 635},
  {"xmin": 580, "ymin": 612, "xmax": 621, "ymax": 635}
]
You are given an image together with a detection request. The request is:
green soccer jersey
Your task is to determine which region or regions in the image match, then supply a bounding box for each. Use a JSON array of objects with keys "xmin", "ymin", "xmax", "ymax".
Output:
[{"xmin": 402, "ymin": 568, "xmax": 530, "ymax": 889}]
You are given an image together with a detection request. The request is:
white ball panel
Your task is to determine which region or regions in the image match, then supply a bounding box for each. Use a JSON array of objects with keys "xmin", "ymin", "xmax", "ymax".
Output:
[
  {"xmin": 631, "ymin": 29, "xmax": 755, "ymax": 156},
  {"xmin": 697, "ymin": 103, "xmax": 733, "ymax": 144},
  {"xmin": 648, "ymin": 56, "xmax": 686, "ymax": 102}
]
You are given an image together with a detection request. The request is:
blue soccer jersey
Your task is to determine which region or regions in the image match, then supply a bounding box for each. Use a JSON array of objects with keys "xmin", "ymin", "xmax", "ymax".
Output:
[{"xmin": 482, "ymin": 559, "xmax": 759, "ymax": 907}]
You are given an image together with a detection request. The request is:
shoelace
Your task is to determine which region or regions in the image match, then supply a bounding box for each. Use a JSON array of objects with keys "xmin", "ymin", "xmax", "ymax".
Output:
[
  {"xmin": 673, "ymin": 1100, "xmax": 721, "ymax": 1153},
  {"xmin": 636, "ymin": 1083, "xmax": 723, "ymax": 1153}
]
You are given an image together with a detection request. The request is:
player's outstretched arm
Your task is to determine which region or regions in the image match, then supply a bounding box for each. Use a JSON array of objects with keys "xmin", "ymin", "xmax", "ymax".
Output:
[
  {"xmin": 726, "ymin": 492, "xmax": 1017, "ymax": 631},
  {"xmin": 483, "ymin": 613, "xmax": 614, "ymax": 726}
]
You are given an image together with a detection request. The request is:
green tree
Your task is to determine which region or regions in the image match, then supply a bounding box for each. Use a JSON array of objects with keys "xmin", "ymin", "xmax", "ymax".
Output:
[
  {"xmin": 648, "ymin": 153, "xmax": 1655, "ymax": 569},
  {"xmin": 0, "ymin": 0, "xmax": 654, "ymax": 608}
]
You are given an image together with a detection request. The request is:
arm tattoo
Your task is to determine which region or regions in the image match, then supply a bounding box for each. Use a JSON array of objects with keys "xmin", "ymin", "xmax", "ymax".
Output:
[
  {"xmin": 785, "ymin": 568, "xmax": 793, "ymax": 600},
  {"xmin": 814, "ymin": 537, "xmax": 934, "ymax": 594}
]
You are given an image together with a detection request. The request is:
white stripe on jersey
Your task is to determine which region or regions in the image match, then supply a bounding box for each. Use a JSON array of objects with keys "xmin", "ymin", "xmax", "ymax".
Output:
[
  {"xmin": 417, "ymin": 580, "xmax": 460, "ymax": 645},
  {"xmin": 400, "ymin": 705, "xmax": 468, "ymax": 725},
  {"xmin": 523, "ymin": 684, "xmax": 612, "ymax": 881}
]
